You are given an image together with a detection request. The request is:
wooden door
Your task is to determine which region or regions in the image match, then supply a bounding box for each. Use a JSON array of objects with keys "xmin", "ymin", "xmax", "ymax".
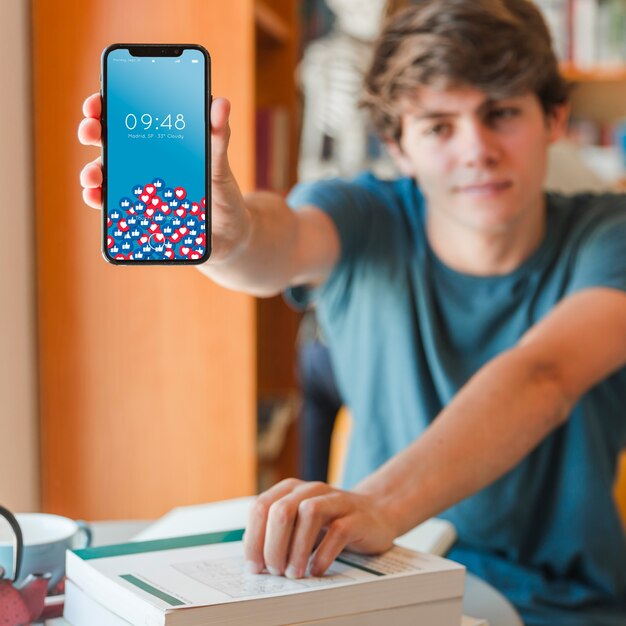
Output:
[{"xmin": 33, "ymin": 0, "xmax": 257, "ymax": 519}]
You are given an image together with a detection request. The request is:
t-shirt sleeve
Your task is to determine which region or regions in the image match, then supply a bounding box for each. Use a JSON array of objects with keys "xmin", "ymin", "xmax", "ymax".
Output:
[
  {"xmin": 284, "ymin": 177, "xmax": 382, "ymax": 309},
  {"xmin": 568, "ymin": 197, "xmax": 626, "ymax": 296}
]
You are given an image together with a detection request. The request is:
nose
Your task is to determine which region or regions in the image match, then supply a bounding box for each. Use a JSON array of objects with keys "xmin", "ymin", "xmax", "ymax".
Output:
[{"xmin": 458, "ymin": 119, "xmax": 501, "ymax": 168}]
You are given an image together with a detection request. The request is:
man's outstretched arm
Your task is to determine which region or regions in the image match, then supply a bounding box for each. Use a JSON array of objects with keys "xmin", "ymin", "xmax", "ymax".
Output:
[
  {"xmin": 79, "ymin": 94, "xmax": 340, "ymax": 297},
  {"xmin": 242, "ymin": 287, "xmax": 626, "ymax": 579}
]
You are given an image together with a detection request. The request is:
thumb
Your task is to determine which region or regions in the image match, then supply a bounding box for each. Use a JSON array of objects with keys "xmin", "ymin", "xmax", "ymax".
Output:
[{"xmin": 211, "ymin": 97, "xmax": 233, "ymax": 183}]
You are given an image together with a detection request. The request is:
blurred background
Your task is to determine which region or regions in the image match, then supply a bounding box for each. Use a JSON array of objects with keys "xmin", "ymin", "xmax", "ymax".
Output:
[{"xmin": 1, "ymin": 0, "xmax": 626, "ymax": 521}]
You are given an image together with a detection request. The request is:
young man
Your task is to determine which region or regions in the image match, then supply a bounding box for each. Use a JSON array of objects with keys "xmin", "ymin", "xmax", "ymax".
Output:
[{"xmin": 79, "ymin": 1, "xmax": 626, "ymax": 623}]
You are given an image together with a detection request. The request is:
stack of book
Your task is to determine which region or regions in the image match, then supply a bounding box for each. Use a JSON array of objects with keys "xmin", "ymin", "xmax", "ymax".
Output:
[
  {"xmin": 64, "ymin": 529, "xmax": 465, "ymax": 625},
  {"xmin": 61, "ymin": 498, "xmax": 487, "ymax": 625}
]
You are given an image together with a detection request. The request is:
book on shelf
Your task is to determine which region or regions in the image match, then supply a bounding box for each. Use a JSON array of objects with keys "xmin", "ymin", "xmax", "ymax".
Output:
[
  {"xmin": 533, "ymin": 0, "xmax": 626, "ymax": 69},
  {"xmin": 256, "ymin": 107, "xmax": 291, "ymax": 193},
  {"xmin": 64, "ymin": 528, "xmax": 465, "ymax": 626}
]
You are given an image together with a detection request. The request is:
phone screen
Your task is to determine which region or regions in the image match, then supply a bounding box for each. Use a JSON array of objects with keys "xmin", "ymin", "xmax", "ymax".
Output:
[{"xmin": 103, "ymin": 45, "xmax": 210, "ymax": 264}]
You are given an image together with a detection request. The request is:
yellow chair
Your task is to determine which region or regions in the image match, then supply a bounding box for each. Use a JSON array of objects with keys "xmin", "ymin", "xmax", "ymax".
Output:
[
  {"xmin": 327, "ymin": 407, "xmax": 352, "ymax": 486},
  {"xmin": 614, "ymin": 451, "xmax": 626, "ymax": 528}
]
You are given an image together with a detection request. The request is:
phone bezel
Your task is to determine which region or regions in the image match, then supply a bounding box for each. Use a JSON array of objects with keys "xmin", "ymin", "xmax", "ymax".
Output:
[{"xmin": 101, "ymin": 43, "xmax": 211, "ymax": 266}]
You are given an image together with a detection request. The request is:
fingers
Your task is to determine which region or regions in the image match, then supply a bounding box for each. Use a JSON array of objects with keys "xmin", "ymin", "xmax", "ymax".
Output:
[
  {"xmin": 82, "ymin": 187, "xmax": 102, "ymax": 210},
  {"xmin": 82, "ymin": 92, "xmax": 102, "ymax": 118},
  {"xmin": 263, "ymin": 482, "xmax": 329, "ymax": 576},
  {"xmin": 285, "ymin": 493, "xmax": 351, "ymax": 579},
  {"xmin": 210, "ymin": 97, "xmax": 233, "ymax": 183},
  {"xmin": 244, "ymin": 478, "xmax": 303, "ymax": 574},
  {"xmin": 80, "ymin": 156, "xmax": 103, "ymax": 210},
  {"xmin": 310, "ymin": 514, "xmax": 360, "ymax": 577},
  {"xmin": 80, "ymin": 157, "xmax": 102, "ymax": 189},
  {"xmin": 78, "ymin": 117, "xmax": 102, "ymax": 147},
  {"xmin": 79, "ymin": 93, "xmax": 102, "ymax": 147}
]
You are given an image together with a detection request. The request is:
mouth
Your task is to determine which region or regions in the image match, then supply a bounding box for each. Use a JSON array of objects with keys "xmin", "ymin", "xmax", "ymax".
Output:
[{"xmin": 454, "ymin": 180, "xmax": 512, "ymax": 196}]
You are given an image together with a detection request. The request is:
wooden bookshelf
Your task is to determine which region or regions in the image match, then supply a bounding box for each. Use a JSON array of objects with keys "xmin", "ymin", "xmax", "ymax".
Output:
[
  {"xmin": 561, "ymin": 64, "xmax": 626, "ymax": 82},
  {"xmin": 254, "ymin": 0, "xmax": 302, "ymax": 484},
  {"xmin": 255, "ymin": 1, "xmax": 293, "ymax": 46}
]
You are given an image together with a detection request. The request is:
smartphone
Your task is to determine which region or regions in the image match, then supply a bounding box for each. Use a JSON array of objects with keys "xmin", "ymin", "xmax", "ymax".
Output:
[{"xmin": 101, "ymin": 44, "xmax": 211, "ymax": 264}]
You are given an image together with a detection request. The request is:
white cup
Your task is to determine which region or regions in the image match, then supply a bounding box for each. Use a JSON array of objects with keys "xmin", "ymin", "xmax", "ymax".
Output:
[{"xmin": 0, "ymin": 512, "xmax": 92, "ymax": 589}]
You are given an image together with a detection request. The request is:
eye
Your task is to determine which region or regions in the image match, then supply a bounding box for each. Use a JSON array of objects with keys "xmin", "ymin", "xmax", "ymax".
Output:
[
  {"xmin": 424, "ymin": 122, "xmax": 451, "ymax": 138},
  {"xmin": 487, "ymin": 107, "xmax": 520, "ymax": 123}
]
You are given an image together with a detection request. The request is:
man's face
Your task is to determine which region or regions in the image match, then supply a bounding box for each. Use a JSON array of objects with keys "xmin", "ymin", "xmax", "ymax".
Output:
[{"xmin": 388, "ymin": 85, "xmax": 567, "ymax": 235}]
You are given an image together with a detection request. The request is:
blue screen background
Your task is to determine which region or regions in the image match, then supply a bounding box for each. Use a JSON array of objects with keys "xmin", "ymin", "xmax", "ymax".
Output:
[{"xmin": 105, "ymin": 47, "xmax": 207, "ymax": 261}]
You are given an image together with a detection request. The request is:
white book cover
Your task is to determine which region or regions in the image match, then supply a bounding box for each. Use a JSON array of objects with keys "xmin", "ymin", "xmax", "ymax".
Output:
[{"xmin": 66, "ymin": 528, "xmax": 464, "ymax": 626}]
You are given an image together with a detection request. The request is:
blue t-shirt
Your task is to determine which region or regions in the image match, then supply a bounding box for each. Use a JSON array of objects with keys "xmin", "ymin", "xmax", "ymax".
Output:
[{"xmin": 287, "ymin": 173, "xmax": 626, "ymax": 626}]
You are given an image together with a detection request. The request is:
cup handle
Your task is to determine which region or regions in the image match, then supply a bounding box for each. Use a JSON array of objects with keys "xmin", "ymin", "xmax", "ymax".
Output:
[
  {"xmin": 75, "ymin": 520, "xmax": 93, "ymax": 548},
  {"xmin": 0, "ymin": 505, "xmax": 23, "ymax": 582}
]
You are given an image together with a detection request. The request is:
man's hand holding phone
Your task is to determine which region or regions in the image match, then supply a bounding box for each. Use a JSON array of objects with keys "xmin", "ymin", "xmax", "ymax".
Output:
[{"xmin": 79, "ymin": 94, "xmax": 250, "ymax": 265}]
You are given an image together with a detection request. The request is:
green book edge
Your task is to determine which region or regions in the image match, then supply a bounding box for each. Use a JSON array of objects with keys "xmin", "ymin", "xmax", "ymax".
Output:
[{"xmin": 73, "ymin": 528, "xmax": 245, "ymax": 560}]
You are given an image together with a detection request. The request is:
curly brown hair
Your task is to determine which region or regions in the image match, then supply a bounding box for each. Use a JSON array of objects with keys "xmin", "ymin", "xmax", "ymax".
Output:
[{"xmin": 361, "ymin": 0, "xmax": 571, "ymax": 143}]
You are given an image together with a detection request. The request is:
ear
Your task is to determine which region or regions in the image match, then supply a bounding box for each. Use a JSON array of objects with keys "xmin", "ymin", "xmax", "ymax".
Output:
[
  {"xmin": 385, "ymin": 140, "xmax": 417, "ymax": 177},
  {"xmin": 546, "ymin": 102, "xmax": 570, "ymax": 145}
]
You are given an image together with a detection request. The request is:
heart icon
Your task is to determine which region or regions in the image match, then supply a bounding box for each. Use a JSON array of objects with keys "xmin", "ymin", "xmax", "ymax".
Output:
[
  {"xmin": 126, "ymin": 207, "xmax": 136, "ymax": 215},
  {"xmin": 138, "ymin": 235, "xmax": 149, "ymax": 245},
  {"xmin": 145, "ymin": 208, "xmax": 155, "ymax": 218},
  {"xmin": 181, "ymin": 246, "xmax": 191, "ymax": 256},
  {"xmin": 190, "ymin": 203, "xmax": 200, "ymax": 215},
  {"xmin": 160, "ymin": 203, "xmax": 171, "ymax": 215},
  {"xmin": 115, "ymin": 254, "xmax": 126, "ymax": 260},
  {"xmin": 144, "ymin": 185, "xmax": 155, "ymax": 196},
  {"xmin": 140, "ymin": 194, "xmax": 150, "ymax": 203},
  {"xmin": 175, "ymin": 208, "xmax": 186, "ymax": 218},
  {"xmin": 107, "ymin": 236, "xmax": 114, "ymax": 248},
  {"xmin": 119, "ymin": 220, "xmax": 129, "ymax": 232},
  {"xmin": 200, "ymin": 212, "xmax": 206, "ymax": 221},
  {"xmin": 178, "ymin": 226, "xmax": 188, "ymax": 236},
  {"xmin": 190, "ymin": 250, "xmax": 202, "ymax": 260},
  {"xmin": 170, "ymin": 232, "xmax": 181, "ymax": 243},
  {"xmin": 151, "ymin": 197, "xmax": 160, "ymax": 207},
  {"xmin": 107, "ymin": 218, "xmax": 112, "ymax": 227},
  {"xmin": 174, "ymin": 187, "xmax": 186, "ymax": 200},
  {"xmin": 149, "ymin": 223, "xmax": 160, "ymax": 233},
  {"xmin": 164, "ymin": 249, "xmax": 174, "ymax": 259},
  {"xmin": 195, "ymin": 234, "xmax": 206, "ymax": 246},
  {"xmin": 201, "ymin": 197, "xmax": 206, "ymax": 208}
]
